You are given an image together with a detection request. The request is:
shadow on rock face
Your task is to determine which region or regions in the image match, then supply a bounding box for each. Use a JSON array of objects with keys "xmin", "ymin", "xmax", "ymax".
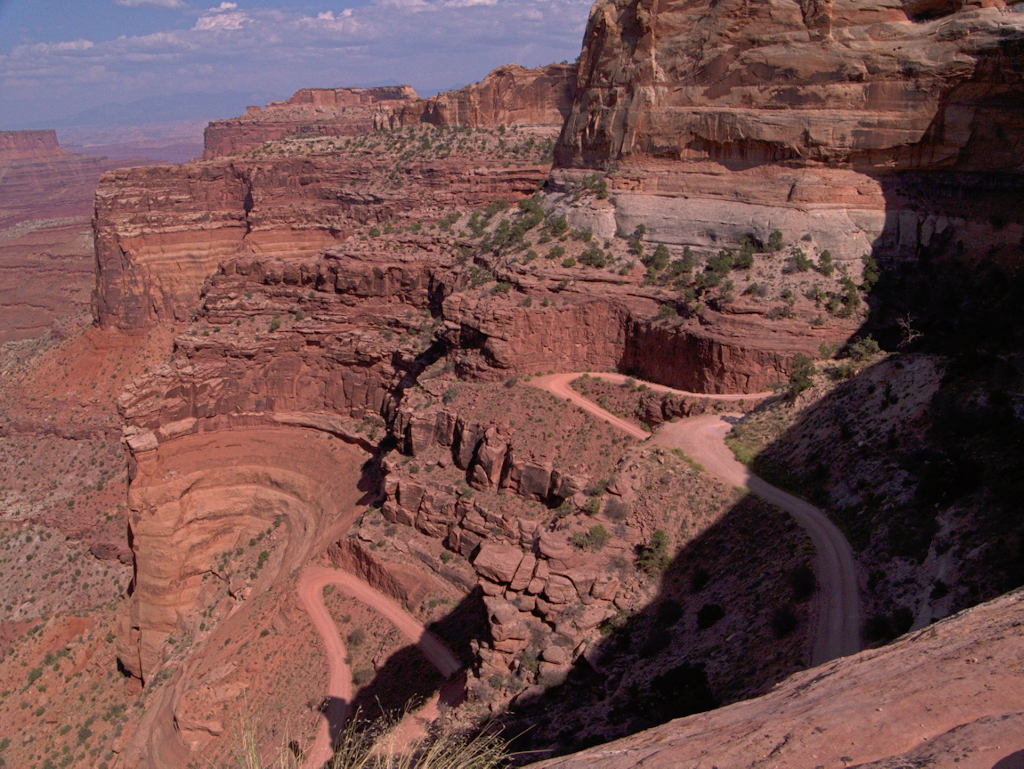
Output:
[{"xmin": 994, "ymin": 751, "xmax": 1024, "ymax": 769}]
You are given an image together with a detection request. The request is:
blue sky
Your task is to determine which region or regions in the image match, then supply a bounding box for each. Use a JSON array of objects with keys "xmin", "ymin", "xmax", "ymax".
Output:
[{"xmin": 0, "ymin": 0, "xmax": 589, "ymax": 129}]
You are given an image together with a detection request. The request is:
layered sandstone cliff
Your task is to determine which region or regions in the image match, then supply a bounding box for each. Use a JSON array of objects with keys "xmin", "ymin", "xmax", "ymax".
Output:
[
  {"xmin": 92, "ymin": 151, "xmax": 548, "ymax": 329},
  {"xmin": 201, "ymin": 64, "xmax": 576, "ymax": 160},
  {"xmin": 398, "ymin": 63, "xmax": 578, "ymax": 129},
  {"xmin": 552, "ymin": 0, "xmax": 1024, "ymax": 262},
  {"xmin": 0, "ymin": 130, "xmax": 153, "ymax": 341},
  {"xmin": 201, "ymin": 86, "xmax": 420, "ymax": 159}
]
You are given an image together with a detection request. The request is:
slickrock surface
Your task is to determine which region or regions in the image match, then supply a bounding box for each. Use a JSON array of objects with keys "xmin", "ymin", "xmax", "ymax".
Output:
[
  {"xmin": 202, "ymin": 63, "xmax": 576, "ymax": 160},
  {"xmin": 534, "ymin": 587, "xmax": 1024, "ymax": 769}
]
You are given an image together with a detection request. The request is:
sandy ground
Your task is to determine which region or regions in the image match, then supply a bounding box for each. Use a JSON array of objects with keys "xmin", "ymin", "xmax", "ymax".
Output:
[{"xmin": 298, "ymin": 565, "xmax": 461, "ymax": 767}]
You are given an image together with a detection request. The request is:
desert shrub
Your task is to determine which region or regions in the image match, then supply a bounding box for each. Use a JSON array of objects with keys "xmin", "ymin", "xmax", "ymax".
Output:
[
  {"xmin": 768, "ymin": 230, "xmax": 784, "ymax": 251},
  {"xmin": 788, "ymin": 564, "xmax": 818, "ymax": 602},
  {"xmin": 706, "ymin": 249, "xmax": 734, "ymax": 278},
  {"xmin": 658, "ymin": 303, "xmax": 678, "ymax": 320},
  {"xmin": 861, "ymin": 254, "xmax": 880, "ymax": 292},
  {"xmin": 604, "ymin": 498, "xmax": 630, "ymax": 522},
  {"xmin": 545, "ymin": 213, "xmax": 569, "ymax": 236},
  {"xmin": 847, "ymin": 335, "xmax": 881, "ymax": 361},
  {"xmin": 690, "ymin": 567, "xmax": 710, "ymax": 592},
  {"xmin": 865, "ymin": 606, "xmax": 915, "ymax": 642},
  {"xmin": 655, "ymin": 599, "xmax": 683, "ymax": 628},
  {"xmin": 561, "ymin": 256, "xmax": 576, "ymax": 268},
  {"xmin": 647, "ymin": 663, "xmax": 717, "ymax": 721},
  {"xmin": 369, "ymin": 226, "xmax": 381, "ymax": 237},
  {"xmin": 643, "ymin": 243, "xmax": 671, "ymax": 271},
  {"xmin": 745, "ymin": 282, "xmax": 767, "ymax": 298},
  {"xmin": 346, "ymin": 628, "xmax": 365, "ymax": 647},
  {"xmin": 735, "ymin": 238, "xmax": 755, "ymax": 269},
  {"xmin": 817, "ymin": 249, "xmax": 834, "ymax": 276},
  {"xmin": 696, "ymin": 603, "xmax": 725, "ymax": 629},
  {"xmin": 579, "ymin": 243, "xmax": 607, "ymax": 268},
  {"xmin": 547, "ymin": 245, "xmax": 565, "ymax": 260},
  {"xmin": 572, "ymin": 524, "xmax": 610, "ymax": 551},
  {"xmin": 637, "ymin": 530, "xmax": 670, "ymax": 575},
  {"xmin": 788, "ymin": 353, "xmax": 816, "ymax": 394},
  {"xmin": 790, "ymin": 247, "xmax": 813, "ymax": 272}
]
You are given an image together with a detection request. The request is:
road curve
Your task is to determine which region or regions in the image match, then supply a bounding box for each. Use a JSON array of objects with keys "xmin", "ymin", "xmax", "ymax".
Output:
[
  {"xmin": 529, "ymin": 372, "xmax": 861, "ymax": 666},
  {"xmin": 298, "ymin": 566, "xmax": 462, "ymax": 768}
]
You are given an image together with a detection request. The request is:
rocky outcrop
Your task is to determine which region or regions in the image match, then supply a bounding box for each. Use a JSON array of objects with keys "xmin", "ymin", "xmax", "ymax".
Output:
[
  {"xmin": 552, "ymin": 0, "xmax": 1024, "ymax": 263},
  {"xmin": 535, "ymin": 586, "xmax": 1024, "ymax": 768},
  {"xmin": 398, "ymin": 63, "xmax": 577, "ymax": 130},
  {"xmin": 201, "ymin": 64, "xmax": 576, "ymax": 160},
  {"xmin": 117, "ymin": 427, "xmax": 368, "ymax": 681},
  {"xmin": 92, "ymin": 157, "xmax": 547, "ymax": 329},
  {"xmin": 202, "ymin": 86, "xmax": 421, "ymax": 159},
  {"xmin": 0, "ymin": 130, "xmax": 63, "ymax": 159}
]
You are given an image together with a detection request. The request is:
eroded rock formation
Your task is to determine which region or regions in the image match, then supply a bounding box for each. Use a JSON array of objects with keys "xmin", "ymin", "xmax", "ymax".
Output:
[
  {"xmin": 553, "ymin": 0, "xmax": 1024, "ymax": 262},
  {"xmin": 201, "ymin": 63, "xmax": 576, "ymax": 160}
]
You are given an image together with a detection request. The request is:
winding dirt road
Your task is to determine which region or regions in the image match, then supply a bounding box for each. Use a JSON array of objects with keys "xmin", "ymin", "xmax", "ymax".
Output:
[
  {"xmin": 298, "ymin": 566, "xmax": 461, "ymax": 768},
  {"xmin": 530, "ymin": 372, "xmax": 861, "ymax": 665}
]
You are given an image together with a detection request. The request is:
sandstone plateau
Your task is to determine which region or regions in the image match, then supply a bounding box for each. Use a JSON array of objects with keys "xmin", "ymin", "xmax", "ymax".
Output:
[{"xmin": 1, "ymin": 0, "xmax": 1024, "ymax": 766}]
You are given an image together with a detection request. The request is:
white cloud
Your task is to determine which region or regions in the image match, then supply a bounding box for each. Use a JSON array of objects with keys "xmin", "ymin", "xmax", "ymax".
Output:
[
  {"xmin": 115, "ymin": 0, "xmax": 189, "ymax": 7},
  {"xmin": 193, "ymin": 4, "xmax": 248, "ymax": 31},
  {"xmin": 1, "ymin": 0, "xmax": 591, "ymax": 126}
]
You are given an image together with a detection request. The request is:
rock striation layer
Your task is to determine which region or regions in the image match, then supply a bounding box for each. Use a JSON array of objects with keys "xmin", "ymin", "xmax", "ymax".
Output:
[
  {"xmin": 553, "ymin": 0, "xmax": 1024, "ymax": 263},
  {"xmin": 202, "ymin": 63, "xmax": 576, "ymax": 160}
]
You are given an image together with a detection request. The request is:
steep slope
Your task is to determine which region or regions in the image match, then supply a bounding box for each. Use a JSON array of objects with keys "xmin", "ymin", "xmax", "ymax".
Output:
[{"xmin": 534, "ymin": 586, "xmax": 1024, "ymax": 769}]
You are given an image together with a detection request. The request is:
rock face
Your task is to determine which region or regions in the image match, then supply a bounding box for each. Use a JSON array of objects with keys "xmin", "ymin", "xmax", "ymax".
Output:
[
  {"xmin": 118, "ymin": 428, "xmax": 367, "ymax": 681},
  {"xmin": 535, "ymin": 587, "xmax": 1024, "ymax": 769},
  {"xmin": 202, "ymin": 86, "xmax": 421, "ymax": 159},
  {"xmin": 202, "ymin": 64, "xmax": 576, "ymax": 160},
  {"xmin": 0, "ymin": 129, "xmax": 63, "ymax": 159},
  {"xmin": 0, "ymin": 130, "xmax": 152, "ymax": 341},
  {"xmin": 398, "ymin": 63, "xmax": 578, "ymax": 130},
  {"xmin": 553, "ymin": 0, "xmax": 1024, "ymax": 262},
  {"xmin": 92, "ymin": 157, "xmax": 548, "ymax": 329}
]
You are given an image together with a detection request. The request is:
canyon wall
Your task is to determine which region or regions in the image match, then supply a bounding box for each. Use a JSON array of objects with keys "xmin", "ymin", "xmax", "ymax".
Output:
[
  {"xmin": 201, "ymin": 86, "xmax": 420, "ymax": 159},
  {"xmin": 0, "ymin": 130, "xmax": 153, "ymax": 341},
  {"xmin": 201, "ymin": 64, "xmax": 576, "ymax": 160},
  {"xmin": 0, "ymin": 129, "xmax": 63, "ymax": 158},
  {"xmin": 399, "ymin": 63, "xmax": 578, "ymax": 130},
  {"xmin": 553, "ymin": 0, "xmax": 1024, "ymax": 262},
  {"xmin": 92, "ymin": 157, "xmax": 548, "ymax": 329}
]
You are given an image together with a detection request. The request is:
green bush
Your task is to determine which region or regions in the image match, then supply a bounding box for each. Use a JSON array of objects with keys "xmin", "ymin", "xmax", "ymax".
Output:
[
  {"xmin": 861, "ymin": 254, "xmax": 880, "ymax": 292},
  {"xmin": 696, "ymin": 603, "xmax": 725, "ymax": 629},
  {"xmin": 788, "ymin": 353, "xmax": 816, "ymax": 395},
  {"xmin": 572, "ymin": 524, "xmax": 610, "ymax": 551},
  {"xmin": 790, "ymin": 247, "xmax": 812, "ymax": 272},
  {"xmin": 638, "ymin": 530, "xmax": 670, "ymax": 575},
  {"xmin": 768, "ymin": 230, "xmax": 784, "ymax": 251},
  {"xmin": 848, "ymin": 335, "xmax": 880, "ymax": 361},
  {"xmin": 817, "ymin": 249, "xmax": 834, "ymax": 276}
]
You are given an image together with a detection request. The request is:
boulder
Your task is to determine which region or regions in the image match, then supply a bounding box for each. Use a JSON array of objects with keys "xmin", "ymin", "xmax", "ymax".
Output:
[{"xmin": 473, "ymin": 543, "xmax": 524, "ymax": 584}]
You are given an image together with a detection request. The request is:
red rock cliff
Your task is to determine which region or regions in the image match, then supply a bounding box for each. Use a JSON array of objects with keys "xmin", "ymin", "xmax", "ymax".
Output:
[
  {"xmin": 202, "ymin": 64, "xmax": 576, "ymax": 160},
  {"xmin": 550, "ymin": 0, "xmax": 1024, "ymax": 263},
  {"xmin": 0, "ymin": 129, "xmax": 64, "ymax": 159}
]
